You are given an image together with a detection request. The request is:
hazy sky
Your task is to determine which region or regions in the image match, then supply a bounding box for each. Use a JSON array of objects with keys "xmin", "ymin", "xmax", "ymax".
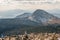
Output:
[{"xmin": 0, "ymin": 0, "xmax": 60, "ymax": 18}]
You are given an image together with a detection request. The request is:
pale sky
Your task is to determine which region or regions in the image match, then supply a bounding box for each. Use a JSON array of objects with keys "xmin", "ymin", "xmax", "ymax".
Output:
[
  {"xmin": 0, "ymin": 0, "xmax": 60, "ymax": 18},
  {"xmin": 0, "ymin": 0, "xmax": 60, "ymax": 11}
]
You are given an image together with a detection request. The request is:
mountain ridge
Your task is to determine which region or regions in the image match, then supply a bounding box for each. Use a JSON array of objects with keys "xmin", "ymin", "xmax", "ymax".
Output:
[{"xmin": 0, "ymin": 9, "xmax": 60, "ymax": 35}]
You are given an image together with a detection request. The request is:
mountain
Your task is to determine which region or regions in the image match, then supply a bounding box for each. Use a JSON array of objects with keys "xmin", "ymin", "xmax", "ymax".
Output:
[
  {"xmin": 28, "ymin": 9, "xmax": 59, "ymax": 25},
  {"xmin": 15, "ymin": 9, "xmax": 59, "ymax": 24},
  {"xmin": 16, "ymin": 13, "xmax": 32, "ymax": 18},
  {"xmin": 0, "ymin": 9, "xmax": 60, "ymax": 35},
  {"xmin": 29, "ymin": 9, "xmax": 57, "ymax": 24}
]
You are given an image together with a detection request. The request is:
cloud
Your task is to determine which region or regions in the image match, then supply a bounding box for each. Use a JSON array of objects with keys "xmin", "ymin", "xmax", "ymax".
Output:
[{"xmin": 0, "ymin": 0, "xmax": 60, "ymax": 11}]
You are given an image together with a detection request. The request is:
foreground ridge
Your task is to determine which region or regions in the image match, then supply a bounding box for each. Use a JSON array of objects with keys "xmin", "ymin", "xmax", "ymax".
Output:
[{"xmin": 0, "ymin": 33, "xmax": 60, "ymax": 40}]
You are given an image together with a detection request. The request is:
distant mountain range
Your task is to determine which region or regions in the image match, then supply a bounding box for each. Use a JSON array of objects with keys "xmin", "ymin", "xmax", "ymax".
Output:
[{"xmin": 0, "ymin": 9, "xmax": 60, "ymax": 35}]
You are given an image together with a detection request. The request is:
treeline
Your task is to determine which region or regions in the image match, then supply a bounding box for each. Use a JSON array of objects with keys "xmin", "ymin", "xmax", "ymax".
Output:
[{"xmin": 2, "ymin": 24, "xmax": 60, "ymax": 36}]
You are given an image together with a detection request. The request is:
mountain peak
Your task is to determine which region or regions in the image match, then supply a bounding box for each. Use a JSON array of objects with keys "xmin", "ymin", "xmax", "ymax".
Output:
[
  {"xmin": 34, "ymin": 9, "xmax": 45, "ymax": 12},
  {"xmin": 30, "ymin": 9, "xmax": 59, "ymax": 24},
  {"xmin": 33, "ymin": 9, "xmax": 49, "ymax": 16}
]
